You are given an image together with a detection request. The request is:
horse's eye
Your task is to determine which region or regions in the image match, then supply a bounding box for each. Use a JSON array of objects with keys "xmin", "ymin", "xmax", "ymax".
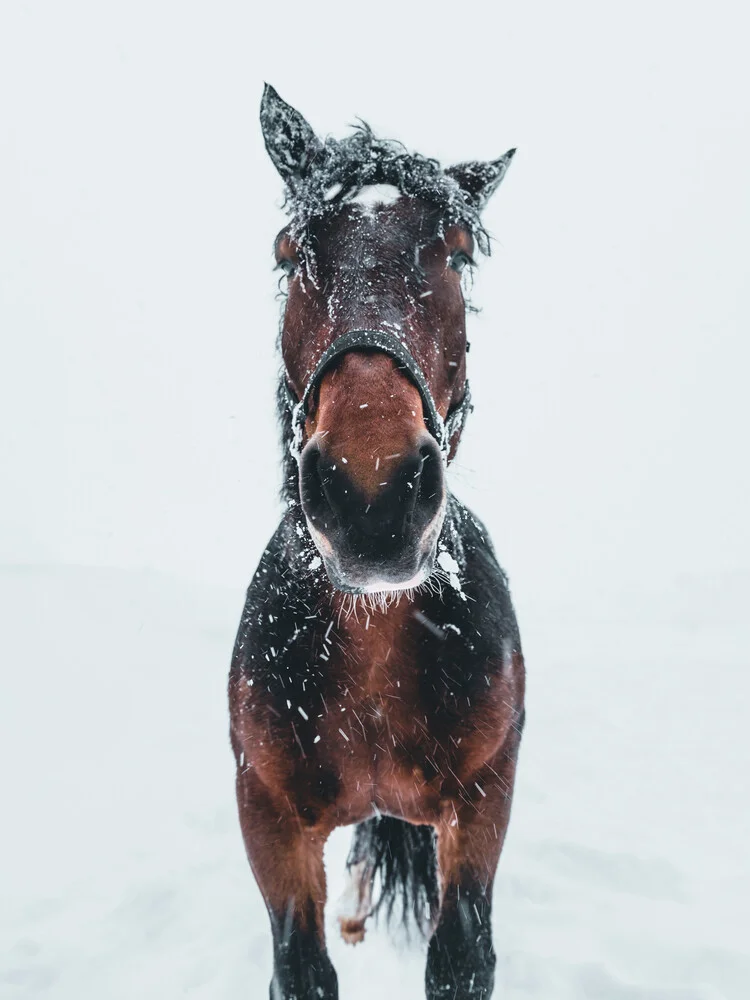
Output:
[
  {"xmin": 449, "ymin": 250, "xmax": 475, "ymax": 274},
  {"xmin": 277, "ymin": 258, "xmax": 297, "ymax": 277}
]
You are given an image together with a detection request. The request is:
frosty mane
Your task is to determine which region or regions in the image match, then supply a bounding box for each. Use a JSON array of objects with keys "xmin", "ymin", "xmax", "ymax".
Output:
[{"xmin": 279, "ymin": 123, "xmax": 494, "ymax": 255}]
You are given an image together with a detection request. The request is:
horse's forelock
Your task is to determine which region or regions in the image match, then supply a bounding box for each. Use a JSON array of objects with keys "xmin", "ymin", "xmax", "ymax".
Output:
[{"xmin": 284, "ymin": 125, "xmax": 491, "ymax": 255}]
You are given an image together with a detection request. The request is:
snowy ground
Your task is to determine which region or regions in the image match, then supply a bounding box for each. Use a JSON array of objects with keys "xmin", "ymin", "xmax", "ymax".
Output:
[{"xmin": 2, "ymin": 563, "xmax": 748, "ymax": 999}]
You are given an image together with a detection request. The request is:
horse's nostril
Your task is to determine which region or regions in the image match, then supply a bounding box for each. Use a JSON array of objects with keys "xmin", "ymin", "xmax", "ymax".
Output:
[
  {"xmin": 415, "ymin": 441, "xmax": 444, "ymax": 523},
  {"xmin": 300, "ymin": 445, "xmax": 333, "ymax": 528}
]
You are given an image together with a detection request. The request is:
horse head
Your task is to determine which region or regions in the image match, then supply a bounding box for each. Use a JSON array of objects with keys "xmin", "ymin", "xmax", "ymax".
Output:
[{"xmin": 261, "ymin": 84, "xmax": 514, "ymax": 595}]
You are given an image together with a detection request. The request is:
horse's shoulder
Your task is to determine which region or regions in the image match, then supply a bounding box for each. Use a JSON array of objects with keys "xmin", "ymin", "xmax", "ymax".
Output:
[{"xmin": 439, "ymin": 495, "xmax": 521, "ymax": 656}]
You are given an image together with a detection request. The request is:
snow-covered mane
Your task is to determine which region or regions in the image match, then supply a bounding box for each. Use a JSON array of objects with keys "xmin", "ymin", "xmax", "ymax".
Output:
[{"xmin": 277, "ymin": 122, "xmax": 495, "ymax": 254}]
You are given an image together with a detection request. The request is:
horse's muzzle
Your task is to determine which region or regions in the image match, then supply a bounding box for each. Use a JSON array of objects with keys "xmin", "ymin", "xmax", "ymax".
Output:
[{"xmin": 299, "ymin": 434, "xmax": 446, "ymax": 593}]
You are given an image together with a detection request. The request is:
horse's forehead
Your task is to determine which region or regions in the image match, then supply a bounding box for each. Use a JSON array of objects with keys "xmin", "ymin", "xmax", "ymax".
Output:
[{"xmin": 314, "ymin": 198, "xmax": 436, "ymax": 258}]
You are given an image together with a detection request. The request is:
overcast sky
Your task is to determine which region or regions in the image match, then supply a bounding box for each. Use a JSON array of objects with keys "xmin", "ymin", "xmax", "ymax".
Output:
[{"xmin": 1, "ymin": 0, "xmax": 748, "ymax": 621}]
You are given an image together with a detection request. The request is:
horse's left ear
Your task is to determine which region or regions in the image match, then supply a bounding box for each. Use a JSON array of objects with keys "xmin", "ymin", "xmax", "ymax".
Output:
[
  {"xmin": 260, "ymin": 84, "xmax": 323, "ymax": 185},
  {"xmin": 445, "ymin": 149, "xmax": 516, "ymax": 211}
]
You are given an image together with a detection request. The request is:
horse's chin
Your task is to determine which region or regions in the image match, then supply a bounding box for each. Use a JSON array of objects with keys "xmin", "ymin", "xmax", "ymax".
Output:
[
  {"xmin": 333, "ymin": 566, "xmax": 432, "ymax": 597},
  {"xmin": 358, "ymin": 570, "xmax": 430, "ymax": 595},
  {"xmin": 320, "ymin": 551, "xmax": 436, "ymax": 597}
]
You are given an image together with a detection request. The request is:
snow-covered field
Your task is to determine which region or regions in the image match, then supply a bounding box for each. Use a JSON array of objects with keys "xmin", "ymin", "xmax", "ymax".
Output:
[
  {"xmin": 2, "ymin": 563, "xmax": 748, "ymax": 999},
  {"xmin": 2, "ymin": 0, "xmax": 749, "ymax": 996}
]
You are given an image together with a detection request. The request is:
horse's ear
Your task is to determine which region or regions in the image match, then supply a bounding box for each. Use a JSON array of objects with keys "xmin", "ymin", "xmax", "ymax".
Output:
[
  {"xmin": 445, "ymin": 149, "xmax": 516, "ymax": 211},
  {"xmin": 260, "ymin": 84, "xmax": 323, "ymax": 184}
]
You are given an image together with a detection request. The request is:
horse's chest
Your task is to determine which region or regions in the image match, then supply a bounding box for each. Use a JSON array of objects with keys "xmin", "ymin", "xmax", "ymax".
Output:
[
  {"xmin": 306, "ymin": 641, "xmax": 501, "ymax": 822},
  {"xmin": 236, "ymin": 600, "xmax": 514, "ymax": 826}
]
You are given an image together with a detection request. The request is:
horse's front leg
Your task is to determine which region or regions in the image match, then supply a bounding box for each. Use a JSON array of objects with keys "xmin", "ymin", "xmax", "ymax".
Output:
[
  {"xmin": 235, "ymin": 766, "xmax": 338, "ymax": 1000},
  {"xmin": 426, "ymin": 734, "xmax": 522, "ymax": 1000}
]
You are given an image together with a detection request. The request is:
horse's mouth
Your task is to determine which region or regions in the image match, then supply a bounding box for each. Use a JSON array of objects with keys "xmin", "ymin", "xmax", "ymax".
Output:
[{"xmin": 307, "ymin": 527, "xmax": 440, "ymax": 597}]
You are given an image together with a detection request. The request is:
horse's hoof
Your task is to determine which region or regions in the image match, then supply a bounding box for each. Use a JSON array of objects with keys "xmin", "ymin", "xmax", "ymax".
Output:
[{"xmin": 339, "ymin": 916, "xmax": 367, "ymax": 945}]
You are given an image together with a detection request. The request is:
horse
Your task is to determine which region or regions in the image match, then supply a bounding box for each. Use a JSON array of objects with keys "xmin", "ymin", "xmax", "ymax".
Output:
[{"xmin": 229, "ymin": 84, "xmax": 525, "ymax": 1000}]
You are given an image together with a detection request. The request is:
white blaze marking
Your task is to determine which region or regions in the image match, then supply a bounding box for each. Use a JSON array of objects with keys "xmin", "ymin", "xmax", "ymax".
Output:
[{"xmin": 350, "ymin": 184, "xmax": 402, "ymax": 207}]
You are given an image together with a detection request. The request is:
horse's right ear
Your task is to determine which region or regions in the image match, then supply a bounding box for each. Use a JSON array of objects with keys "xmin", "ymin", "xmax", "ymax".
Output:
[{"xmin": 260, "ymin": 84, "xmax": 322, "ymax": 185}]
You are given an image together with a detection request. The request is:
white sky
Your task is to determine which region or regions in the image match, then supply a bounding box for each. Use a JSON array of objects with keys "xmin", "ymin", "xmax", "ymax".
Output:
[{"xmin": 1, "ymin": 0, "xmax": 748, "ymax": 619}]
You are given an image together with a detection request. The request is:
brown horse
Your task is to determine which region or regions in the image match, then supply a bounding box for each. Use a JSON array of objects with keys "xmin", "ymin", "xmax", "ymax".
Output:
[{"xmin": 229, "ymin": 85, "xmax": 525, "ymax": 999}]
